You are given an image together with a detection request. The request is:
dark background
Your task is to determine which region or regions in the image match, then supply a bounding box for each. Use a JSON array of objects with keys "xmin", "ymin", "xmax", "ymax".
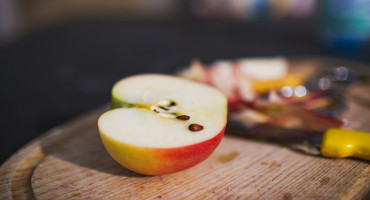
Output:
[{"xmin": 1, "ymin": 1, "xmax": 370, "ymax": 164}]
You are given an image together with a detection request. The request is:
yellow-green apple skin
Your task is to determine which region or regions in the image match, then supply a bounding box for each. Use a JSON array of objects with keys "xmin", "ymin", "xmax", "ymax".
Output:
[{"xmin": 98, "ymin": 74, "xmax": 227, "ymax": 175}]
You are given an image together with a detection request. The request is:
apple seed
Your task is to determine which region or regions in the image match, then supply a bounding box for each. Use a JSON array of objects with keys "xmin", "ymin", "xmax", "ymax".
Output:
[
  {"xmin": 176, "ymin": 115, "xmax": 190, "ymax": 120},
  {"xmin": 158, "ymin": 106, "xmax": 169, "ymax": 111},
  {"xmin": 189, "ymin": 123, "xmax": 204, "ymax": 131}
]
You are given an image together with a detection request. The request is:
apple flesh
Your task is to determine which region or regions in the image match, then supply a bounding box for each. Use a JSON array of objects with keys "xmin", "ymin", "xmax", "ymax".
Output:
[{"xmin": 98, "ymin": 74, "xmax": 227, "ymax": 175}]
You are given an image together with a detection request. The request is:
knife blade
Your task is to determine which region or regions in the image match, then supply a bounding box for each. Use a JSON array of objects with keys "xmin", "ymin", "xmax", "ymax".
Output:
[{"xmin": 228, "ymin": 121, "xmax": 370, "ymax": 160}]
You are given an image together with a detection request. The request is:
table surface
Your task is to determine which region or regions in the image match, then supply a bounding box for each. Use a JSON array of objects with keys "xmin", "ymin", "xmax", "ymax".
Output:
[{"xmin": 1, "ymin": 95, "xmax": 369, "ymax": 199}]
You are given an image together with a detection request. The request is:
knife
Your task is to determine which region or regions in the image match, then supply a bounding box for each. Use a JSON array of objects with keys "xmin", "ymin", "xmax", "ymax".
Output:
[{"xmin": 228, "ymin": 122, "xmax": 370, "ymax": 160}]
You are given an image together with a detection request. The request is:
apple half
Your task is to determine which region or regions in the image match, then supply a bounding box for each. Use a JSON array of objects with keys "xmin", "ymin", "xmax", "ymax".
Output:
[{"xmin": 98, "ymin": 74, "xmax": 227, "ymax": 175}]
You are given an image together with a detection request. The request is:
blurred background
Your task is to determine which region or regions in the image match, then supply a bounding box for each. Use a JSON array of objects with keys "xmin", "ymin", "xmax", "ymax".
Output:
[{"xmin": 1, "ymin": 0, "xmax": 370, "ymax": 164}]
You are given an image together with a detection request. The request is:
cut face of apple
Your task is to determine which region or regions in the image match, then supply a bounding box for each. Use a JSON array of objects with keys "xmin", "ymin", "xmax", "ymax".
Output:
[{"xmin": 98, "ymin": 74, "xmax": 227, "ymax": 175}]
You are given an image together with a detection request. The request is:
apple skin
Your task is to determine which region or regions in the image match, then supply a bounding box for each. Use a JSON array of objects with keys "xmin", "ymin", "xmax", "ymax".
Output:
[{"xmin": 98, "ymin": 125, "xmax": 226, "ymax": 175}]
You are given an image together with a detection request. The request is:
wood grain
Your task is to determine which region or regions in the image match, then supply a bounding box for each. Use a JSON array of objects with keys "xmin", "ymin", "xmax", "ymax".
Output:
[{"xmin": 1, "ymin": 58, "xmax": 370, "ymax": 200}]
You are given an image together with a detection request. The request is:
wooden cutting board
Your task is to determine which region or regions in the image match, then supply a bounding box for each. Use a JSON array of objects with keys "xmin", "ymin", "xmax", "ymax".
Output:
[{"xmin": 1, "ymin": 58, "xmax": 370, "ymax": 200}]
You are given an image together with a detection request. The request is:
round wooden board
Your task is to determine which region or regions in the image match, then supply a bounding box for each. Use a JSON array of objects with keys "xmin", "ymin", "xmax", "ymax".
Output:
[{"xmin": 1, "ymin": 58, "xmax": 370, "ymax": 200}]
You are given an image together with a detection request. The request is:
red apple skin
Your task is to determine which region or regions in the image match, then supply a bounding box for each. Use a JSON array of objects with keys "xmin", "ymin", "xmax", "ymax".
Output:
[{"xmin": 98, "ymin": 125, "xmax": 226, "ymax": 175}]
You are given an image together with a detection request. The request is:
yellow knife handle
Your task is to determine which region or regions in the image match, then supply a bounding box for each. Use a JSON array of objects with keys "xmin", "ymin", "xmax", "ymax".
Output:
[{"xmin": 321, "ymin": 128, "xmax": 370, "ymax": 160}]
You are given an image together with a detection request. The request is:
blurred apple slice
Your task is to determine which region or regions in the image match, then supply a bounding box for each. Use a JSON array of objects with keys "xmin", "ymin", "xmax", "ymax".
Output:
[
  {"xmin": 209, "ymin": 61, "xmax": 243, "ymax": 104},
  {"xmin": 238, "ymin": 57, "xmax": 288, "ymax": 81},
  {"xmin": 98, "ymin": 74, "xmax": 228, "ymax": 175}
]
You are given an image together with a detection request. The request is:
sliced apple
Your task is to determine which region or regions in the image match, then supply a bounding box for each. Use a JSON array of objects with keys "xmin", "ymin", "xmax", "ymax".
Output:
[{"xmin": 98, "ymin": 74, "xmax": 227, "ymax": 175}]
